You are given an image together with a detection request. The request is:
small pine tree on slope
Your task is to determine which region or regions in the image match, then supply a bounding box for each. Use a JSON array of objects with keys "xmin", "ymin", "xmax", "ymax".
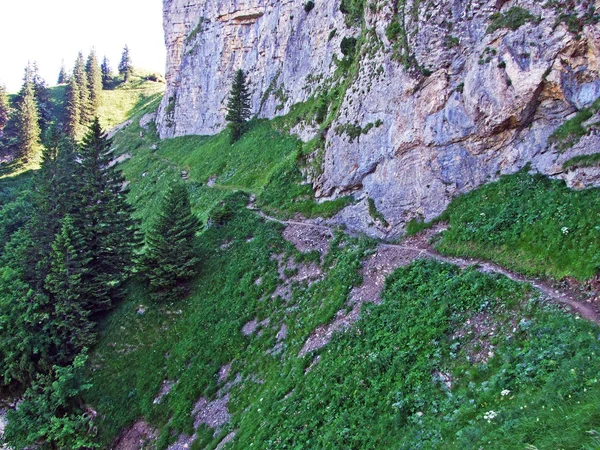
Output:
[
  {"xmin": 225, "ymin": 69, "xmax": 252, "ymax": 144},
  {"xmin": 14, "ymin": 80, "xmax": 41, "ymax": 162},
  {"xmin": 142, "ymin": 183, "xmax": 200, "ymax": 301},
  {"xmin": 86, "ymin": 49, "xmax": 103, "ymax": 117},
  {"xmin": 118, "ymin": 45, "xmax": 134, "ymax": 82},
  {"xmin": 57, "ymin": 60, "xmax": 68, "ymax": 84},
  {"xmin": 63, "ymin": 76, "xmax": 80, "ymax": 139},
  {"xmin": 101, "ymin": 56, "xmax": 112, "ymax": 89},
  {"xmin": 0, "ymin": 84, "xmax": 10, "ymax": 137},
  {"xmin": 73, "ymin": 52, "xmax": 91, "ymax": 126}
]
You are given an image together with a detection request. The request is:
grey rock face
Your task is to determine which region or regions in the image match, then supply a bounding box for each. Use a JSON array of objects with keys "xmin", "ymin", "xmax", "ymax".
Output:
[
  {"xmin": 158, "ymin": 0, "xmax": 600, "ymax": 237},
  {"xmin": 157, "ymin": 0, "xmax": 346, "ymax": 138}
]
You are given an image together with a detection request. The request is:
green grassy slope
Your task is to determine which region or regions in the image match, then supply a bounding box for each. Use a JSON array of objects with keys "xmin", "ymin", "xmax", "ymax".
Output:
[
  {"xmin": 3, "ymin": 78, "xmax": 600, "ymax": 449},
  {"xmin": 87, "ymin": 195, "xmax": 373, "ymax": 447},
  {"xmin": 111, "ymin": 106, "xmax": 350, "ymax": 228},
  {"xmin": 82, "ymin": 97, "xmax": 600, "ymax": 450},
  {"xmin": 434, "ymin": 171, "xmax": 600, "ymax": 280}
]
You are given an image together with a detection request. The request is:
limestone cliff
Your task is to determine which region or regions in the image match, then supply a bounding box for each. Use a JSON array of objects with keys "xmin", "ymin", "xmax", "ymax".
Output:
[{"xmin": 157, "ymin": 0, "xmax": 600, "ymax": 237}]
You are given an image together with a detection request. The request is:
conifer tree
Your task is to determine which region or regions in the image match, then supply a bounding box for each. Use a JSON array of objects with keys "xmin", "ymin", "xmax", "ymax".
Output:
[
  {"xmin": 30, "ymin": 63, "xmax": 52, "ymax": 131},
  {"xmin": 141, "ymin": 183, "xmax": 200, "ymax": 301},
  {"xmin": 86, "ymin": 50, "xmax": 103, "ymax": 116},
  {"xmin": 118, "ymin": 45, "xmax": 134, "ymax": 82},
  {"xmin": 101, "ymin": 56, "xmax": 112, "ymax": 89},
  {"xmin": 28, "ymin": 128, "xmax": 79, "ymax": 285},
  {"xmin": 225, "ymin": 69, "xmax": 252, "ymax": 144},
  {"xmin": 45, "ymin": 215, "xmax": 95, "ymax": 358},
  {"xmin": 14, "ymin": 80, "xmax": 41, "ymax": 162},
  {"xmin": 0, "ymin": 84, "xmax": 10, "ymax": 138},
  {"xmin": 63, "ymin": 76, "xmax": 80, "ymax": 139},
  {"xmin": 57, "ymin": 60, "xmax": 68, "ymax": 84},
  {"xmin": 74, "ymin": 118, "xmax": 140, "ymax": 312},
  {"xmin": 73, "ymin": 52, "xmax": 91, "ymax": 125}
]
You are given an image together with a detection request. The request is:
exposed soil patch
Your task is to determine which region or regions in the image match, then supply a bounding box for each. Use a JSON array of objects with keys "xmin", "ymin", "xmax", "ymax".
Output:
[
  {"xmin": 256, "ymin": 210, "xmax": 600, "ymax": 358},
  {"xmin": 283, "ymin": 223, "xmax": 332, "ymax": 256},
  {"xmin": 153, "ymin": 380, "xmax": 176, "ymax": 405},
  {"xmin": 218, "ymin": 363, "xmax": 231, "ymax": 383},
  {"xmin": 270, "ymin": 253, "xmax": 323, "ymax": 302},
  {"xmin": 113, "ymin": 420, "xmax": 158, "ymax": 450},
  {"xmin": 451, "ymin": 312, "xmax": 500, "ymax": 365},
  {"xmin": 350, "ymin": 245, "xmax": 426, "ymax": 305},
  {"xmin": 168, "ymin": 394, "xmax": 231, "ymax": 450},
  {"xmin": 216, "ymin": 431, "xmax": 237, "ymax": 449},
  {"xmin": 193, "ymin": 394, "xmax": 231, "ymax": 429},
  {"xmin": 242, "ymin": 319, "xmax": 258, "ymax": 336}
]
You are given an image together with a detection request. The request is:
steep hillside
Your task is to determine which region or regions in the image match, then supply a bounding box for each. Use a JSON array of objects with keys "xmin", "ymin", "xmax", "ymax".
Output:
[
  {"xmin": 157, "ymin": 0, "xmax": 600, "ymax": 237},
  {"xmin": 71, "ymin": 100, "xmax": 600, "ymax": 450},
  {"xmin": 2, "ymin": 2, "xmax": 600, "ymax": 450}
]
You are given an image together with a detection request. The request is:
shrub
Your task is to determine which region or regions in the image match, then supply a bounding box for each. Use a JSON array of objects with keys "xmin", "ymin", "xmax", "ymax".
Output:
[
  {"xmin": 386, "ymin": 19, "xmax": 403, "ymax": 42},
  {"xmin": 304, "ymin": 1, "xmax": 315, "ymax": 13},
  {"xmin": 340, "ymin": 36, "xmax": 358, "ymax": 57},
  {"xmin": 487, "ymin": 7, "xmax": 540, "ymax": 33}
]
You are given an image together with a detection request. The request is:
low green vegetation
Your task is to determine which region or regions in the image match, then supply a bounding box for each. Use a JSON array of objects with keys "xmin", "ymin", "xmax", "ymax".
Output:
[
  {"xmin": 368, "ymin": 197, "xmax": 389, "ymax": 227},
  {"xmin": 436, "ymin": 171, "xmax": 600, "ymax": 280},
  {"xmin": 226, "ymin": 260, "xmax": 600, "ymax": 448},
  {"xmin": 487, "ymin": 7, "xmax": 540, "ymax": 34},
  {"xmin": 563, "ymin": 152, "xmax": 600, "ymax": 170},
  {"xmin": 339, "ymin": 0, "xmax": 366, "ymax": 26},
  {"xmin": 550, "ymin": 97, "xmax": 600, "ymax": 151},
  {"xmin": 86, "ymin": 193, "xmax": 373, "ymax": 447},
  {"xmin": 113, "ymin": 101, "xmax": 349, "ymax": 225},
  {"xmin": 97, "ymin": 75, "xmax": 164, "ymax": 130}
]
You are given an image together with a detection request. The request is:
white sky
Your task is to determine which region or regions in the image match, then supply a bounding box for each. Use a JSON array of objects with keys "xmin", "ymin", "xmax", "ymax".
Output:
[{"xmin": 0, "ymin": 0, "xmax": 166, "ymax": 93}]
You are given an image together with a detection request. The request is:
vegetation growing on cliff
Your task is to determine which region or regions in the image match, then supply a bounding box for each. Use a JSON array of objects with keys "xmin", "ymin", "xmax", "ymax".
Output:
[{"xmin": 436, "ymin": 170, "xmax": 600, "ymax": 280}]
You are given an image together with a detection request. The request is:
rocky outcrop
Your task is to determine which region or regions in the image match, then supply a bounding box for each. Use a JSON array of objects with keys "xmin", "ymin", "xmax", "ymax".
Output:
[
  {"xmin": 157, "ymin": 0, "xmax": 347, "ymax": 137},
  {"xmin": 158, "ymin": 0, "xmax": 600, "ymax": 237}
]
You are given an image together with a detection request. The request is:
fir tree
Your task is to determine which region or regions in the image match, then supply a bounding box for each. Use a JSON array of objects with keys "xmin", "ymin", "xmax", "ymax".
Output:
[
  {"xmin": 63, "ymin": 76, "xmax": 80, "ymax": 139},
  {"xmin": 45, "ymin": 215, "xmax": 95, "ymax": 359},
  {"xmin": 30, "ymin": 63, "xmax": 52, "ymax": 131},
  {"xmin": 118, "ymin": 45, "xmax": 134, "ymax": 82},
  {"xmin": 101, "ymin": 56, "xmax": 112, "ymax": 89},
  {"xmin": 225, "ymin": 69, "xmax": 252, "ymax": 144},
  {"xmin": 14, "ymin": 80, "xmax": 41, "ymax": 162},
  {"xmin": 2, "ymin": 351, "xmax": 97, "ymax": 449},
  {"xmin": 142, "ymin": 183, "xmax": 200, "ymax": 301},
  {"xmin": 86, "ymin": 50, "xmax": 103, "ymax": 116},
  {"xmin": 0, "ymin": 84, "xmax": 10, "ymax": 138},
  {"xmin": 28, "ymin": 128, "xmax": 80, "ymax": 285},
  {"xmin": 74, "ymin": 118, "xmax": 140, "ymax": 312},
  {"xmin": 73, "ymin": 52, "xmax": 91, "ymax": 126},
  {"xmin": 57, "ymin": 60, "xmax": 68, "ymax": 84}
]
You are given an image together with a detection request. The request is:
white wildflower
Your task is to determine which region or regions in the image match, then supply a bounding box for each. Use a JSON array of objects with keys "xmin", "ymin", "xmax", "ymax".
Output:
[
  {"xmin": 561, "ymin": 227, "xmax": 569, "ymax": 235},
  {"xmin": 501, "ymin": 389, "xmax": 511, "ymax": 397},
  {"xmin": 483, "ymin": 410, "xmax": 498, "ymax": 423}
]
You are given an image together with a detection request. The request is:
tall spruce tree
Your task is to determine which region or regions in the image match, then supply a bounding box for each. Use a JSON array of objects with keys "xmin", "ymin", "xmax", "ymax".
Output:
[
  {"xmin": 14, "ymin": 80, "xmax": 41, "ymax": 162},
  {"xmin": 225, "ymin": 69, "xmax": 252, "ymax": 144},
  {"xmin": 74, "ymin": 118, "xmax": 140, "ymax": 312},
  {"xmin": 57, "ymin": 60, "xmax": 68, "ymax": 84},
  {"xmin": 101, "ymin": 56, "xmax": 112, "ymax": 89},
  {"xmin": 141, "ymin": 183, "xmax": 200, "ymax": 301},
  {"xmin": 86, "ymin": 50, "xmax": 103, "ymax": 116},
  {"xmin": 73, "ymin": 52, "xmax": 91, "ymax": 126},
  {"xmin": 0, "ymin": 84, "xmax": 10, "ymax": 138},
  {"xmin": 28, "ymin": 128, "xmax": 80, "ymax": 286},
  {"xmin": 30, "ymin": 63, "xmax": 52, "ymax": 132},
  {"xmin": 63, "ymin": 76, "xmax": 80, "ymax": 139},
  {"xmin": 45, "ymin": 215, "xmax": 95, "ymax": 359},
  {"xmin": 118, "ymin": 45, "xmax": 134, "ymax": 82}
]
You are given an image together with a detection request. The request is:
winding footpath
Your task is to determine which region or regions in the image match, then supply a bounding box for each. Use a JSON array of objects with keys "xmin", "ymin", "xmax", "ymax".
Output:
[{"xmin": 250, "ymin": 207, "xmax": 600, "ymax": 325}]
